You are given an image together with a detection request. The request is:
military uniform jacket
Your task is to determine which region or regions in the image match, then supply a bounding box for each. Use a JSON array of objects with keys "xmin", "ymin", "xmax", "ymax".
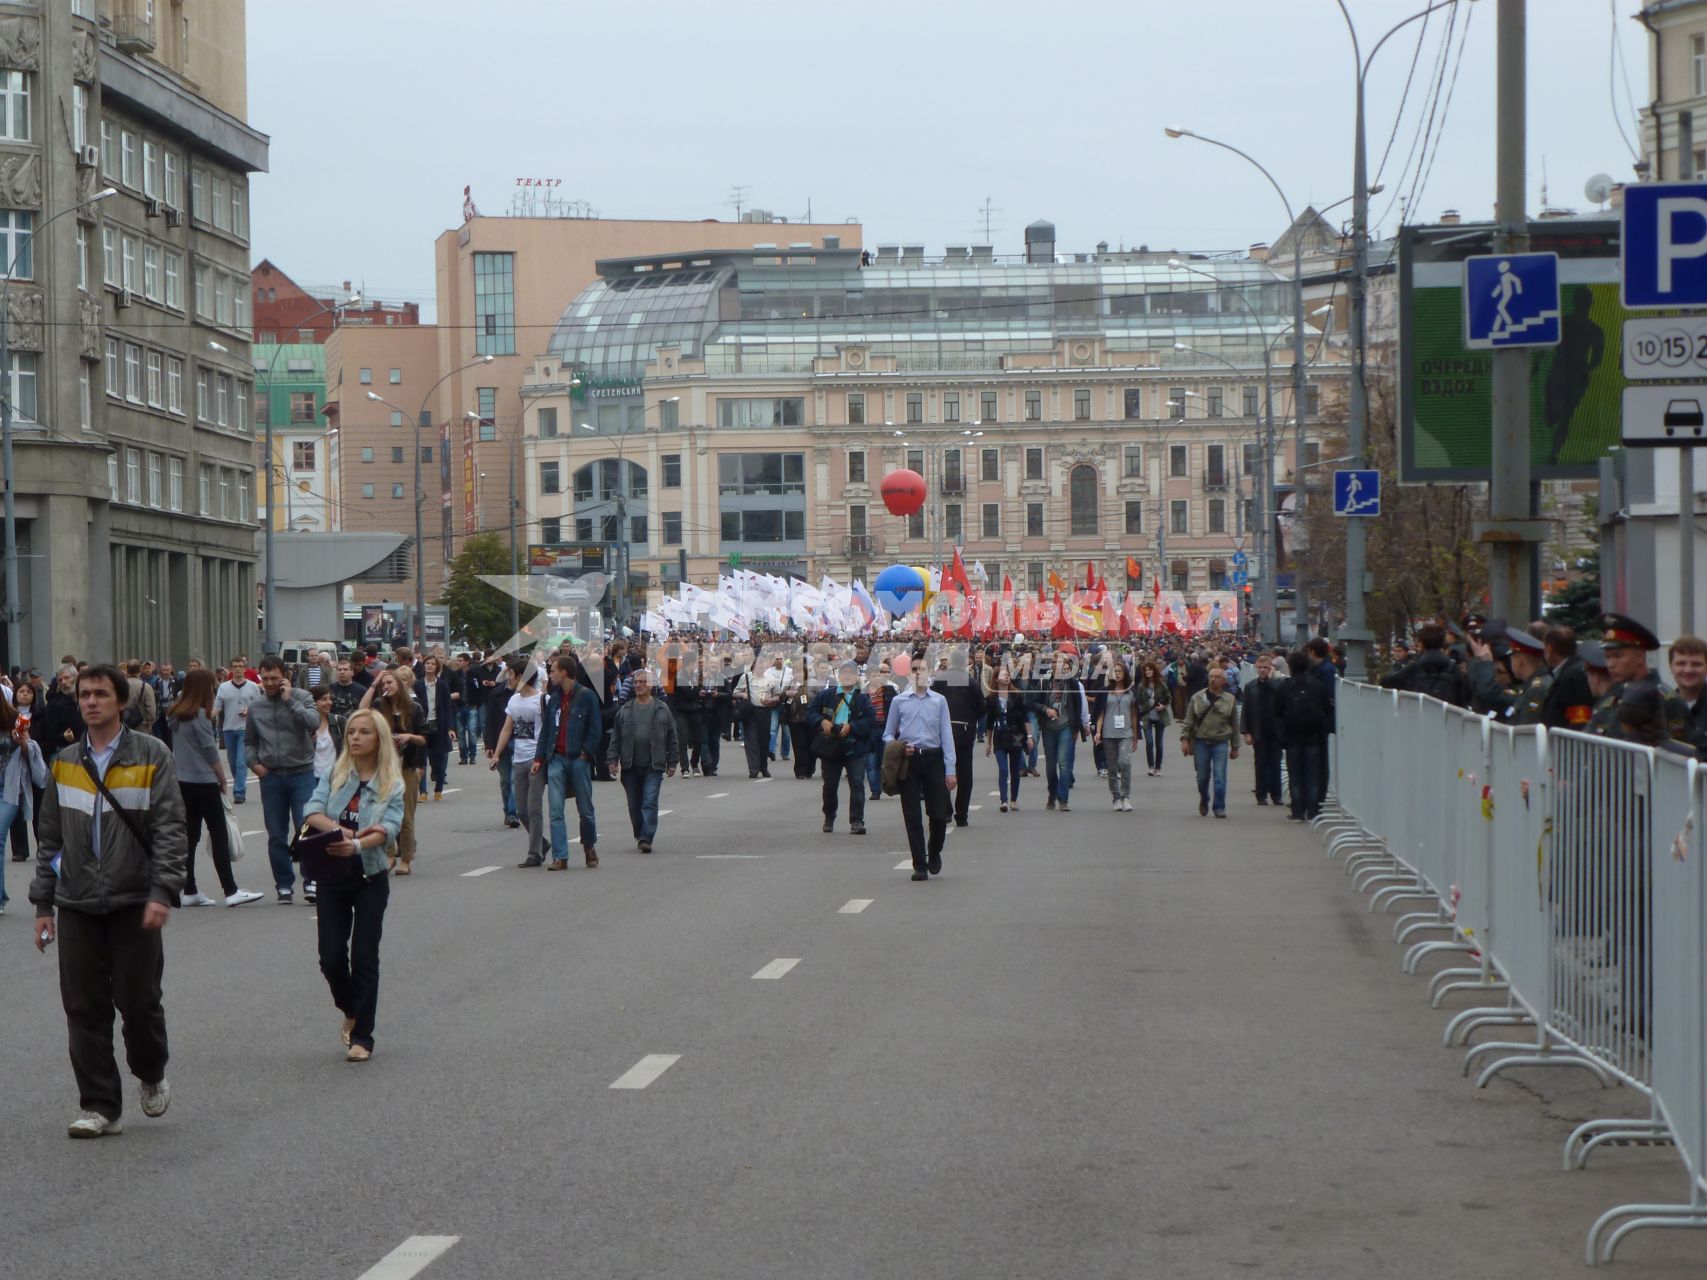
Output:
[
  {"xmin": 1509, "ymin": 669, "xmax": 1554, "ymax": 726},
  {"xmin": 1588, "ymin": 674, "xmax": 1695, "ymax": 742}
]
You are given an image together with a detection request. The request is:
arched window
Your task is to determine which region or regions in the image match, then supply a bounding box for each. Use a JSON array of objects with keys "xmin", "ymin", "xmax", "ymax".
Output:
[{"xmin": 1069, "ymin": 464, "xmax": 1098, "ymax": 536}]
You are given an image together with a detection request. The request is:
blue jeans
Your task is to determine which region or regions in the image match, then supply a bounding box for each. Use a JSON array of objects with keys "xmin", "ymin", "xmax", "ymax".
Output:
[
  {"xmin": 1041, "ymin": 725, "xmax": 1077, "ymax": 803},
  {"xmin": 260, "ymin": 768, "xmax": 317, "ymax": 893},
  {"xmin": 770, "ymin": 708, "xmax": 789, "ymax": 759},
  {"xmin": 1025, "ymin": 713, "xmax": 1040, "ymax": 771},
  {"xmin": 547, "ymin": 754, "xmax": 598, "ymax": 857},
  {"xmin": 1193, "ymin": 740, "xmax": 1230, "ymax": 814},
  {"xmin": 0, "ymin": 797, "xmax": 14, "ymax": 904},
  {"xmin": 994, "ymin": 749, "xmax": 1023, "ymax": 804},
  {"xmin": 497, "ymin": 751, "xmax": 516, "ymax": 822},
  {"xmin": 457, "ymin": 707, "xmax": 479, "ymax": 762},
  {"xmin": 223, "ymin": 729, "xmax": 248, "ymax": 800},
  {"xmin": 621, "ymin": 767, "xmax": 664, "ymax": 842},
  {"xmin": 865, "ymin": 750, "xmax": 883, "ymax": 799}
]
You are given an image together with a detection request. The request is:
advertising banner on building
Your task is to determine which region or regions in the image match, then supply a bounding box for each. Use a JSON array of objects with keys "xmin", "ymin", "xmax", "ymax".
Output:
[
  {"xmin": 440, "ymin": 415, "xmax": 453, "ymax": 561},
  {"xmin": 462, "ymin": 416, "xmax": 477, "ymax": 535}
]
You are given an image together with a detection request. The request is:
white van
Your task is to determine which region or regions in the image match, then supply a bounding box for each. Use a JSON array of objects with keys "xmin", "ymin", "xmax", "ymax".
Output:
[{"xmin": 279, "ymin": 640, "xmax": 345, "ymax": 666}]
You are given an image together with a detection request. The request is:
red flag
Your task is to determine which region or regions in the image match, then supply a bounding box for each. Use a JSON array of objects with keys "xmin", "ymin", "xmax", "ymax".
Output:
[
  {"xmin": 1051, "ymin": 590, "xmax": 1073, "ymax": 639},
  {"xmin": 1036, "ymin": 582, "xmax": 1046, "ymax": 604},
  {"xmin": 1126, "ymin": 555, "xmax": 1141, "ymax": 582},
  {"xmin": 1085, "ymin": 560, "xmax": 1096, "ymax": 591},
  {"xmin": 1002, "ymin": 574, "xmax": 1013, "ymax": 597},
  {"xmin": 950, "ymin": 546, "xmax": 972, "ymax": 595}
]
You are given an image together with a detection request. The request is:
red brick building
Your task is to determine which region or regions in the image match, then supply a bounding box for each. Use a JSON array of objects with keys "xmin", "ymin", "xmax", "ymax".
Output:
[{"xmin": 252, "ymin": 260, "xmax": 420, "ymax": 343}]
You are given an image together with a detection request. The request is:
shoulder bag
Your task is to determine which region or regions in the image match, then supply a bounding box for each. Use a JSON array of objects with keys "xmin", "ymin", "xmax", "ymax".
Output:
[{"xmin": 80, "ymin": 743, "xmax": 177, "ymax": 907}]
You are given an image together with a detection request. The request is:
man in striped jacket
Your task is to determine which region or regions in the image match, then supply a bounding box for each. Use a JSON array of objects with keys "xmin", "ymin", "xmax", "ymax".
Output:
[{"xmin": 30, "ymin": 664, "xmax": 186, "ymax": 1139}]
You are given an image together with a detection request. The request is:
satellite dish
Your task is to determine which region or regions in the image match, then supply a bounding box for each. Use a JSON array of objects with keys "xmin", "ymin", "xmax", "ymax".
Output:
[{"xmin": 1585, "ymin": 173, "xmax": 1615, "ymax": 207}]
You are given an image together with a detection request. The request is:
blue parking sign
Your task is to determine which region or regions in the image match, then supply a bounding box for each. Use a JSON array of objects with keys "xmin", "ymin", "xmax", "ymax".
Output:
[
  {"xmin": 1332, "ymin": 469, "xmax": 1380, "ymax": 517},
  {"xmin": 1464, "ymin": 252, "xmax": 1560, "ymax": 349},
  {"xmin": 1622, "ymin": 181, "xmax": 1707, "ymax": 309}
]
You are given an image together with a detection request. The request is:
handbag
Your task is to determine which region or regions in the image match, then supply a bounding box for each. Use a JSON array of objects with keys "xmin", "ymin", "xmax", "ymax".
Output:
[
  {"xmin": 80, "ymin": 746, "xmax": 177, "ymax": 907},
  {"xmin": 811, "ymin": 692, "xmax": 855, "ymax": 760},
  {"xmin": 219, "ymin": 786, "xmax": 245, "ymax": 862}
]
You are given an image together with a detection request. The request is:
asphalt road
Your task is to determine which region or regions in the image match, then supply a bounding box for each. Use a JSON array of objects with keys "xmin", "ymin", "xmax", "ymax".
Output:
[{"xmin": 1, "ymin": 747, "xmax": 1701, "ymax": 1278}]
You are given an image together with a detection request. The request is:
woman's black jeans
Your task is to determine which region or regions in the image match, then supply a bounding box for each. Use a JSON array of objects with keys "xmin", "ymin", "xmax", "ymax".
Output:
[{"xmin": 317, "ymin": 870, "xmax": 390, "ymax": 1051}]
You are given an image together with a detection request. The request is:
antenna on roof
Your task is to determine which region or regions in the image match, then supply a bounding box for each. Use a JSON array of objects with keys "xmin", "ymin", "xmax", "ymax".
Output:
[
  {"xmin": 728, "ymin": 185, "xmax": 751, "ymax": 220},
  {"xmin": 977, "ymin": 196, "xmax": 1002, "ymax": 245}
]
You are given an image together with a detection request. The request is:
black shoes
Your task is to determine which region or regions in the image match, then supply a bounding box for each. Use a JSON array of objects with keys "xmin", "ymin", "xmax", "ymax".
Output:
[
  {"xmin": 1046, "ymin": 797, "xmax": 1056, "ymax": 811},
  {"xmin": 1256, "ymin": 798, "xmax": 1269, "ymax": 807},
  {"xmin": 823, "ymin": 819, "xmax": 834, "ymax": 833},
  {"xmin": 1199, "ymin": 800, "xmax": 1209, "ymax": 816},
  {"xmin": 518, "ymin": 858, "xmax": 542, "ymax": 868},
  {"xmin": 850, "ymin": 821, "xmax": 866, "ymax": 835},
  {"xmin": 638, "ymin": 839, "xmax": 653, "ymax": 853},
  {"xmin": 911, "ymin": 870, "xmax": 929, "ymax": 882},
  {"xmin": 505, "ymin": 817, "xmax": 521, "ymax": 829},
  {"xmin": 749, "ymin": 772, "xmax": 758, "ymax": 779},
  {"xmin": 927, "ymin": 853, "xmax": 942, "ymax": 875},
  {"xmin": 1213, "ymin": 811, "xmax": 1227, "ymax": 820},
  {"xmin": 954, "ymin": 818, "xmax": 969, "ymax": 828}
]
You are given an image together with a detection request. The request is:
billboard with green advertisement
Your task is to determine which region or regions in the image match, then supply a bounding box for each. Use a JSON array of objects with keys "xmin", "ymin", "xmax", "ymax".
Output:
[{"xmin": 1399, "ymin": 219, "xmax": 1625, "ymax": 482}]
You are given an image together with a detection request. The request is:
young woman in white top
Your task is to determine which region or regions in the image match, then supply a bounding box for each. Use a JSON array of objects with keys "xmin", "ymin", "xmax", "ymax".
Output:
[{"xmin": 489, "ymin": 657, "xmax": 546, "ymax": 867}]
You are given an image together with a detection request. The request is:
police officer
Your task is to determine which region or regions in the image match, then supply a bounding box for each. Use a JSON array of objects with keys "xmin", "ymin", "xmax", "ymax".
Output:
[
  {"xmin": 1587, "ymin": 613, "xmax": 1692, "ymax": 742},
  {"xmin": 1581, "ymin": 641, "xmax": 1615, "ymax": 711},
  {"xmin": 1468, "ymin": 624, "xmax": 1549, "ymax": 722}
]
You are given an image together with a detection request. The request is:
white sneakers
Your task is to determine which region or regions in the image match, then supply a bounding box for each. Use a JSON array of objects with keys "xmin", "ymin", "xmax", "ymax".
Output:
[
  {"xmin": 140, "ymin": 1078, "xmax": 170, "ymax": 1117},
  {"xmin": 1121, "ymin": 799, "xmax": 1133, "ymax": 812},
  {"xmin": 67, "ymin": 1111, "xmax": 122, "ymax": 1138},
  {"xmin": 224, "ymin": 889, "xmax": 263, "ymax": 907},
  {"xmin": 181, "ymin": 892, "xmax": 216, "ymax": 907}
]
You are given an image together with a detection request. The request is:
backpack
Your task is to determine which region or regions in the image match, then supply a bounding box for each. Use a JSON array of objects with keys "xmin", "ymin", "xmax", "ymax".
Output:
[
  {"xmin": 1283, "ymin": 681, "xmax": 1327, "ymax": 739},
  {"xmin": 122, "ymin": 700, "xmax": 146, "ymax": 730},
  {"xmin": 1406, "ymin": 658, "xmax": 1468, "ymax": 708}
]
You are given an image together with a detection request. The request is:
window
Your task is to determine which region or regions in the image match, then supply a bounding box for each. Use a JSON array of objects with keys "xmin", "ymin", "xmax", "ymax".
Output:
[
  {"xmin": 210, "ymin": 173, "xmax": 229, "ymax": 231},
  {"xmin": 166, "ymin": 358, "xmax": 183, "ymax": 414},
  {"xmin": 104, "ymin": 337, "xmax": 118, "ymax": 396},
  {"xmin": 164, "ymin": 152, "xmax": 179, "ymax": 209},
  {"xmin": 1243, "ymin": 440, "xmax": 1261, "ymax": 477},
  {"xmin": 907, "ymin": 510, "xmax": 925, "ymax": 539},
  {"xmin": 537, "ymin": 406, "xmax": 558, "ymax": 439},
  {"xmin": 147, "ymin": 453, "xmax": 162, "ymax": 508},
  {"xmin": 1303, "ymin": 383, "xmax": 1321, "ymax": 418},
  {"xmin": 230, "ymin": 184, "xmax": 246, "ymax": 238},
  {"xmin": 198, "ymin": 465, "xmax": 211, "ymax": 515},
  {"xmin": 0, "ymin": 209, "xmax": 32, "ymax": 279},
  {"xmin": 716, "ymin": 397, "xmax": 805, "ymax": 428},
  {"xmin": 101, "ymin": 226, "xmax": 116, "ymax": 285},
  {"xmin": 143, "ymin": 140, "xmax": 158, "ymax": 199},
  {"xmin": 943, "ymin": 448, "xmax": 963, "ymax": 489},
  {"xmin": 473, "ymin": 251, "xmax": 517, "ymax": 355},
  {"xmin": 392, "ymin": 483, "xmax": 405, "ymax": 499},
  {"xmin": 194, "ymin": 263, "xmax": 209, "ymax": 317},
  {"xmin": 100, "ymin": 119, "xmax": 116, "ymax": 178},
  {"xmin": 1026, "ymin": 502, "xmax": 1044, "ymax": 537},
  {"xmin": 361, "ymin": 483, "xmax": 375, "ymax": 499},
  {"xmin": 847, "ymin": 449, "xmax": 865, "ymax": 484},
  {"xmin": 1208, "ymin": 498, "xmax": 1226, "ymax": 534},
  {"xmin": 1073, "ymin": 388, "xmax": 1091, "ymax": 421},
  {"xmin": 630, "ymin": 515, "xmax": 647, "ymax": 544},
  {"xmin": 195, "ymin": 367, "xmax": 209, "ymax": 420},
  {"xmin": 120, "ymin": 234, "xmax": 136, "ymax": 291},
  {"xmin": 849, "ymin": 504, "xmax": 867, "ymax": 536},
  {"xmin": 168, "ymin": 458, "xmax": 183, "ymax": 512},
  {"xmin": 982, "ymin": 503, "xmax": 1001, "ymax": 539},
  {"xmin": 1168, "ymin": 387, "xmax": 1187, "ymax": 419},
  {"xmin": 1028, "ymin": 562, "xmax": 1045, "ymax": 593},
  {"xmin": 944, "ymin": 392, "xmax": 960, "ymax": 423},
  {"xmin": 1025, "ymin": 447, "xmax": 1043, "ymax": 481},
  {"xmin": 1172, "ymin": 563, "xmax": 1189, "ymax": 592},
  {"xmin": 1205, "ymin": 445, "xmax": 1226, "ymax": 488},
  {"xmin": 1207, "ymin": 387, "xmax": 1224, "ymax": 418},
  {"xmin": 75, "ymin": 223, "xmax": 88, "ymax": 291},
  {"xmin": 1695, "ymin": 34, "xmax": 1706, "ymax": 98},
  {"xmin": 1244, "ymin": 497, "xmax": 1255, "ymax": 531},
  {"xmin": 575, "ymin": 518, "xmax": 593, "ymax": 542},
  {"xmin": 662, "ymin": 512, "xmax": 682, "ymax": 545},
  {"xmin": 360, "ymin": 447, "xmax": 374, "ymax": 463},
  {"xmin": 906, "ymin": 448, "xmax": 924, "ymax": 474},
  {"xmin": 190, "ymin": 166, "xmax": 203, "ymax": 219},
  {"xmin": 213, "ymin": 270, "xmax": 229, "ymax": 325},
  {"xmin": 905, "ymin": 392, "xmax": 923, "ymax": 423},
  {"xmin": 1170, "ymin": 500, "xmax": 1189, "ymax": 535},
  {"xmin": 290, "ymin": 391, "xmax": 315, "ymax": 423},
  {"xmin": 981, "ymin": 391, "xmax": 998, "ymax": 423},
  {"xmin": 5, "ymin": 352, "xmax": 35, "ymax": 421},
  {"xmin": 388, "ymin": 368, "xmax": 401, "ymax": 385},
  {"xmin": 72, "ymin": 85, "xmax": 86, "ymax": 150},
  {"xmin": 540, "ymin": 461, "xmax": 561, "ymax": 494},
  {"xmin": 123, "ymin": 343, "xmax": 142, "ymax": 402},
  {"xmin": 1125, "ymin": 501, "xmax": 1144, "ymax": 535},
  {"xmin": 1242, "ymin": 385, "xmax": 1260, "ymax": 417},
  {"xmin": 217, "ymin": 374, "xmax": 232, "ymax": 427},
  {"xmin": 658, "ymin": 453, "xmax": 681, "ymax": 488},
  {"xmin": 125, "ymin": 448, "xmax": 141, "ymax": 504},
  {"xmin": 359, "ymin": 367, "xmax": 372, "ymax": 385},
  {"xmin": 1069, "ymin": 465, "xmax": 1098, "ymax": 535},
  {"xmin": 293, "ymin": 441, "xmax": 316, "ymax": 471},
  {"xmin": 1123, "ymin": 444, "xmax": 1143, "ymax": 478},
  {"xmin": 420, "ymin": 446, "xmax": 433, "ymax": 463},
  {"xmin": 389, "ymin": 411, "xmax": 403, "ymax": 428},
  {"xmin": 1169, "ymin": 445, "xmax": 1187, "ymax": 478},
  {"xmin": 945, "ymin": 504, "xmax": 962, "ymax": 539},
  {"xmin": 164, "ymin": 252, "xmax": 182, "ymax": 309},
  {"xmin": 79, "ymin": 362, "xmax": 91, "ymax": 429},
  {"xmin": 715, "ymin": 452, "xmax": 806, "ymax": 496},
  {"xmin": 1304, "ymin": 440, "xmax": 1321, "ymax": 466},
  {"xmin": 1024, "ymin": 389, "xmax": 1041, "ymax": 421},
  {"xmin": 540, "ymin": 517, "xmax": 562, "ymax": 545},
  {"xmin": 0, "ymin": 71, "xmax": 28, "ymax": 142},
  {"xmin": 142, "ymin": 245, "xmax": 159, "ymax": 300},
  {"xmin": 145, "ymin": 351, "xmax": 162, "ymax": 408},
  {"xmin": 981, "ymin": 447, "xmax": 999, "ymax": 482},
  {"xmin": 120, "ymin": 130, "xmax": 136, "ymax": 188},
  {"xmin": 657, "ymin": 399, "xmax": 678, "ymax": 431},
  {"xmin": 390, "ymin": 447, "xmax": 404, "ymax": 464},
  {"xmin": 847, "ymin": 392, "xmax": 865, "ymax": 425}
]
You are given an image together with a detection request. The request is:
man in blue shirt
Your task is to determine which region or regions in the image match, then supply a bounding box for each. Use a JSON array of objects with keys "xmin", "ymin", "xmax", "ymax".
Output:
[{"xmin": 883, "ymin": 659, "xmax": 957, "ymax": 881}]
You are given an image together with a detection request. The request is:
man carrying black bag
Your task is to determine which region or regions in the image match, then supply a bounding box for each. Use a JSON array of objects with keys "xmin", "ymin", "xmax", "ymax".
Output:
[
  {"xmin": 31, "ymin": 664, "xmax": 187, "ymax": 1139},
  {"xmin": 811, "ymin": 661, "xmax": 875, "ymax": 835}
]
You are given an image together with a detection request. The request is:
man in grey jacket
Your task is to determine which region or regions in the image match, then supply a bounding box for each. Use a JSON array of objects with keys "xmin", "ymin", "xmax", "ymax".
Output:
[
  {"xmin": 247, "ymin": 655, "xmax": 320, "ymax": 903},
  {"xmin": 32, "ymin": 664, "xmax": 187, "ymax": 1138},
  {"xmin": 606, "ymin": 668, "xmax": 678, "ymax": 853}
]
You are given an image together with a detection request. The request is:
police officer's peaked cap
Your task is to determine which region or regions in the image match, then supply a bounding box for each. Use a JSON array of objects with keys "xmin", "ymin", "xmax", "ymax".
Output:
[
  {"xmin": 1504, "ymin": 627, "xmax": 1544, "ymax": 655},
  {"xmin": 1601, "ymin": 613, "xmax": 1661, "ymax": 651},
  {"xmin": 1579, "ymin": 641, "xmax": 1610, "ymax": 672}
]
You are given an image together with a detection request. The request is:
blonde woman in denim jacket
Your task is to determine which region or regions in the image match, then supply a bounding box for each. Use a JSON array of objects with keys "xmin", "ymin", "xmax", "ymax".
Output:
[{"xmin": 301, "ymin": 709, "xmax": 405, "ymax": 1062}]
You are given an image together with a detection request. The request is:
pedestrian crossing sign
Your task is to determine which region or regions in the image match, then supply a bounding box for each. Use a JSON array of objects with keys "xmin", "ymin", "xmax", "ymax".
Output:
[{"xmin": 1463, "ymin": 252, "xmax": 1561, "ymax": 349}]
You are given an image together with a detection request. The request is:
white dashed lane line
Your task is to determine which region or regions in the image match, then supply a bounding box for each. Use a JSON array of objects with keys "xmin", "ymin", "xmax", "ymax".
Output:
[
  {"xmin": 751, "ymin": 958, "xmax": 800, "ymax": 980},
  {"xmin": 894, "ymin": 861, "xmax": 913, "ymax": 871},
  {"xmin": 838, "ymin": 899, "xmax": 873, "ymax": 914},
  {"xmin": 705, "ymin": 792, "xmax": 730, "ymax": 799},
  {"xmin": 610, "ymin": 1054, "xmax": 680, "ymax": 1090},
  {"xmin": 460, "ymin": 866, "xmax": 501, "ymax": 878},
  {"xmin": 356, "ymin": 1235, "xmax": 459, "ymax": 1279}
]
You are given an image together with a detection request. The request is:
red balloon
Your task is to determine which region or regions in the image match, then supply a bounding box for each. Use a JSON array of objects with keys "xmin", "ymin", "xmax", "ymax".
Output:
[{"xmin": 880, "ymin": 469, "xmax": 926, "ymax": 517}]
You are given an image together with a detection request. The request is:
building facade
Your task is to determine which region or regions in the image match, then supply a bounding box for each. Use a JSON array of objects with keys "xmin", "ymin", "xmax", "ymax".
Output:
[
  {"xmin": 251, "ymin": 258, "xmax": 418, "ymax": 344},
  {"xmin": 1640, "ymin": 0, "xmax": 1707, "ymax": 180},
  {"xmin": 4, "ymin": 0, "xmax": 266, "ymax": 667},
  {"xmin": 252, "ymin": 341, "xmax": 330, "ymax": 533},
  {"xmin": 519, "ymin": 238, "xmax": 1343, "ymax": 616}
]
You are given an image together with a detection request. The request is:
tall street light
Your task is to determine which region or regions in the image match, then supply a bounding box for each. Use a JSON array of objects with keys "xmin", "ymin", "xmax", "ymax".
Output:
[
  {"xmin": 1, "ymin": 185, "xmax": 116, "ymax": 665},
  {"xmin": 578, "ymin": 396, "xmax": 677, "ymax": 626},
  {"xmin": 366, "ymin": 352, "xmax": 494, "ymax": 649}
]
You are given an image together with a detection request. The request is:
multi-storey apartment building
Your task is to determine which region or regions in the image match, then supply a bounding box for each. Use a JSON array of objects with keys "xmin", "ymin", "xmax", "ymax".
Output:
[
  {"xmin": 519, "ymin": 233, "xmax": 1343, "ymax": 613},
  {"xmin": 252, "ymin": 341, "xmax": 330, "ymax": 533},
  {"xmin": 1639, "ymin": 0, "xmax": 1707, "ymax": 179},
  {"xmin": 4, "ymin": 0, "xmax": 265, "ymax": 665}
]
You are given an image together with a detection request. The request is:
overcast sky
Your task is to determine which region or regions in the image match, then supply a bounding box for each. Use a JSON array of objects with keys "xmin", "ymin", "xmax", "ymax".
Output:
[{"xmin": 249, "ymin": 0, "xmax": 1646, "ymax": 318}]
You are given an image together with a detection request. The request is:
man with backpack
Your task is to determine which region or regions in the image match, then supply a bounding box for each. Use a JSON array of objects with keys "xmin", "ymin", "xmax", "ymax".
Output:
[
  {"xmin": 1279, "ymin": 650, "xmax": 1331, "ymax": 821},
  {"xmin": 1378, "ymin": 624, "xmax": 1471, "ymax": 707},
  {"xmin": 122, "ymin": 661, "xmax": 157, "ymax": 737}
]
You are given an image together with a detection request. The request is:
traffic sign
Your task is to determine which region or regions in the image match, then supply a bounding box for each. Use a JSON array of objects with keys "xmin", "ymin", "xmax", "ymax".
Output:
[
  {"xmin": 1619, "ymin": 384, "xmax": 1707, "ymax": 447},
  {"xmin": 1230, "ymin": 550, "xmax": 1248, "ymax": 569},
  {"xmin": 1229, "ymin": 569, "xmax": 1248, "ymax": 587},
  {"xmin": 1621, "ymin": 316, "xmax": 1707, "ymax": 379},
  {"xmin": 1623, "ymin": 182, "xmax": 1707, "ymax": 309},
  {"xmin": 1464, "ymin": 252, "xmax": 1561, "ymax": 348},
  {"xmin": 1332, "ymin": 469, "xmax": 1381, "ymax": 517}
]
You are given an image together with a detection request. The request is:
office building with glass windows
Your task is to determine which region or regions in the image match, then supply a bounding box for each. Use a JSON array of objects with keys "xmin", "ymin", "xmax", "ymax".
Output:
[{"xmin": 520, "ymin": 229, "xmax": 1346, "ymax": 609}]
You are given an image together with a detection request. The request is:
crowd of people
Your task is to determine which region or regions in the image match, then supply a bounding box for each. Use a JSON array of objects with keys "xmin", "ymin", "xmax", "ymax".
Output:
[{"xmin": 8, "ymin": 604, "xmax": 1702, "ymax": 1138}]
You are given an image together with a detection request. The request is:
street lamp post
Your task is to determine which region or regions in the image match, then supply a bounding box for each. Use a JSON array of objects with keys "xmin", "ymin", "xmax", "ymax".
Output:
[
  {"xmin": 1, "ymin": 185, "xmax": 116, "ymax": 665},
  {"xmin": 579, "ymin": 397, "xmax": 676, "ymax": 627}
]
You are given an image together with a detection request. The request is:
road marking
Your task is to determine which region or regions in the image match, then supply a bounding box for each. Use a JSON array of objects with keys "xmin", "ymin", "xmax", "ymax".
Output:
[
  {"xmin": 706, "ymin": 792, "xmax": 730, "ymax": 799},
  {"xmin": 988, "ymin": 791, "xmax": 1000, "ymax": 797},
  {"xmin": 357, "ymin": 1235, "xmax": 460, "ymax": 1280},
  {"xmin": 460, "ymin": 866, "xmax": 501, "ymax": 877},
  {"xmin": 658, "ymin": 809, "xmax": 674, "ymax": 816},
  {"xmin": 968, "ymin": 804, "xmax": 983, "ymax": 811},
  {"xmin": 838, "ymin": 899, "xmax": 873, "ymax": 914},
  {"xmin": 751, "ymin": 958, "xmax": 800, "ymax": 980},
  {"xmin": 697, "ymin": 853, "xmax": 765, "ymax": 859},
  {"xmin": 440, "ymin": 788, "xmax": 463, "ymax": 795},
  {"xmin": 610, "ymin": 1054, "xmax": 680, "ymax": 1090},
  {"xmin": 895, "ymin": 860, "xmax": 913, "ymax": 871},
  {"xmin": 241, "ymin": 830, "xmax": 263, "ymax": 837}
]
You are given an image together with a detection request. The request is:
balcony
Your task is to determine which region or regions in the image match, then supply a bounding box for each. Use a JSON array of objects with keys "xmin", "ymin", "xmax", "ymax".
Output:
[
  {"xmin": 845, "ymin": 534, "xmax": 877, "ymax": 555},
  {"xmin": 114, "ymin": 13, "xmax": 156, "ymax": 53},
  {"xmin": 939, "ymin": 477, "xmax": 965, "ymax": 495}
]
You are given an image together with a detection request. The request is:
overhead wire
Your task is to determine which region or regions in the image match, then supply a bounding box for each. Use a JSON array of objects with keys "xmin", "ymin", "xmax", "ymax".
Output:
[
  {"xmin": 1608, "ymin": 0, "xmax": 1642, "ymax": 162},
  {"xmin": 1406, "ymin": 2, "xmax": 1476, "ymax": 223},
  {"xmin": 1371, "ymin": 8, "xmax": 1434, "ymax": 189}
]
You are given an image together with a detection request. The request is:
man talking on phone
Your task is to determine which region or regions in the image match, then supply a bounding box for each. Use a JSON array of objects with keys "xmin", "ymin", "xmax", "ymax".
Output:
[{"xmin": 30, "ymin": 664, "xmax": 187, "ymax": 1139}]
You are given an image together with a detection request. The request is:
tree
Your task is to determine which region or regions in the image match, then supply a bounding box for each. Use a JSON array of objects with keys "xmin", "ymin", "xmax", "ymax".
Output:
[
  {"xmin": 1546, "ymin": 497, "xmax": 1602, "ymax": 634},
  {"xmin": 442, "ymin": 533, "xmax": 523, "ymax": 651}
]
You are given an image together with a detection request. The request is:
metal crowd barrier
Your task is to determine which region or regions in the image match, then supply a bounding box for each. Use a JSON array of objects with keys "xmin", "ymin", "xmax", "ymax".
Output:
[{"xmin": 1318, "ymin": 683, "xmax": 1706, "ymax": 1266}]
